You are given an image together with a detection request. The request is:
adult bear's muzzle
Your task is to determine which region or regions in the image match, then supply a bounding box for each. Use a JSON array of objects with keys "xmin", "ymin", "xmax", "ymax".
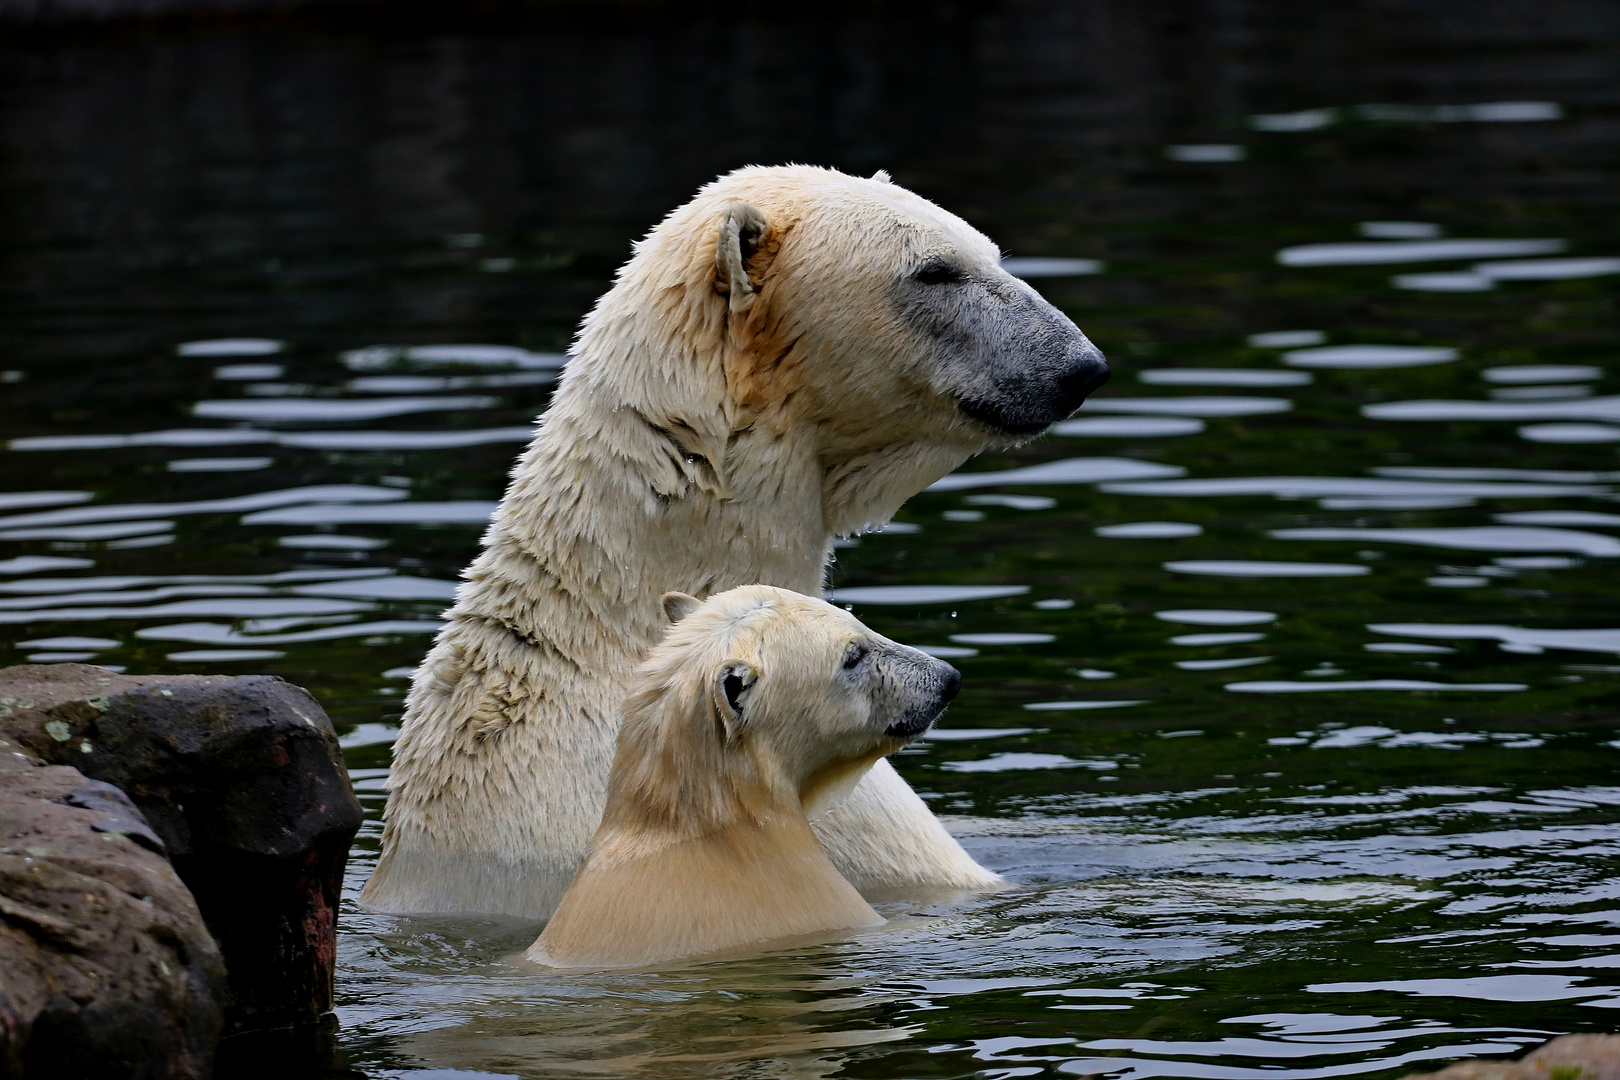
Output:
[
  {"xmin": 941, "ymin": 275, "xmax": 1112, "ymax": 437},
  {"xmin": 956, "ymin": 337, "xmax": 1111, "ymax": 437}
]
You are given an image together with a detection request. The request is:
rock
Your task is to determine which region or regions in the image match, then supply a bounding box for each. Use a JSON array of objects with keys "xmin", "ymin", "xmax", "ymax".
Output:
[
  {"xmin": 0, "ymin": 663, "xmax": 364, "ymax": 1035},
  {"xmin": 0, "ymin": 748, "xmax": 226, "ymax": 1079},
  {"xmin": 1404, "ymin": 1034, "xmax": 1620, "ymax": 1080}
]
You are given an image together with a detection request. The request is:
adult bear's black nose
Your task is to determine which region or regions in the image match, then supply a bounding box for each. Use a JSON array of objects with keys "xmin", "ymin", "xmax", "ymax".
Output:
[
  {"xmin": 1055, "ymin": 343, "xmax": 1111, "ymax": 412},
  {"xmin": 939, "ymin": 664, "xmax": 962, "ymax": 704}
]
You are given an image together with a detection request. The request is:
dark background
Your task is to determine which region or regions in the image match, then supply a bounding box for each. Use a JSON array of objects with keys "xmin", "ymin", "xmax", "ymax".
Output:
[{"xmin": 3, "ymin": 0, "xmax": 1617, "ymax": 367}]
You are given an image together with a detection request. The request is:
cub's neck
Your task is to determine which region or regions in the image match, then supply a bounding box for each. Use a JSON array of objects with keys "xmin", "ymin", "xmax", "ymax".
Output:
[{"xmin": 529, "ymin": 809, "xmax": 882, "ymax": 970}]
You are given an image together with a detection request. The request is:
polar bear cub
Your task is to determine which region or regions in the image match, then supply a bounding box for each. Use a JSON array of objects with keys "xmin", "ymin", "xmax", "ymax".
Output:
[{"xmin": 529, "ymin": 585, "xmax": 962, "ymax": 969}]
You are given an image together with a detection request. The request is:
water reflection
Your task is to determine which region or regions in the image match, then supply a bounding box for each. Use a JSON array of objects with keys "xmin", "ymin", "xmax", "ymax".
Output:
[
  {"xmin": 1250, "ymin": 99, "xmax": 1563, "ymax": 129},
  {"xmin": 134, "ymin": 619, "xmax": 443, "ymax": 645},
  {"xmin": 0, "ymin": 485, "xmax": 406, "ymax": 527},
  {"xmin": 1226, "ymin": 679, "xmax": 1528, "ymax": 694},
  {"xmin": 192, "ymin": 394, "xmax": 499, "ymax": 421},
  {"xmin": 1521, "ymin": 425, "xmax": 1620, "ymax": 444},
  {"xmin": 1086, "ymin": 396, "xmax": 1293, "ymax": 416},
  {"xmin": 1366, "ymin": 396, "xmax": 1620, "ymax": 423},
  {"xmin": 1139, "ymin": 369, "xmax": 1313, "ymax": 387},
  {"xmin": 167, "ymin": 456, "xmax": 273, "ymax": 472},
  {"xmin": 1395, "ymin": 272, "xmax": 1497, "ymax": 292},
  {"xmin": 1004, "ymin": 257, "xmax": 1104, "ymax": 278},
  {"xmin": 1491, "ymin": 386, "xmax": 1593, "ymax": 401},
  {"xmin": 1277, "ymin": 239, "xmax": 1563, "ymax": 267},
  {"xmin": 828, "ymin": 585, "xmax": 1030, "ymax": 605},
  {"xmin": 0, "ymin": 492, "xmax": 91, "ymax": 511},
  {"xmin": 1102, "ymin": 476, "xmax": 1605, "ymax": 501},
  {"xmin": 1164, "ymin": 560, "xmax": 1372, "ymax": 577},
  {"xmin": 1368, "ymin": 624, "xmax": 1620, "ymax": 655},
  {"xmin": 1271, "ymin": 526, "xmax": 1620, "ymax": 557},
  {"xmin": 1499, "ymin": 511, "xmax": 1620, "ymax": 527},
  {"xmin": 178, "ymin": 339, "xmax": 284, "ymax": 357},
  {"xmin": 1476, "ymin": 258, "xmax": 1620, "ymax": 281},
  {"xmin": 1053, "ymin": 416, "xmax": 1206, "ymax": 437},
  {"xmin": 1250, "ymin": 331, "xmax": 1326, "ymax": 348},
  {"xmin": 930, "ymin": 457, "xmax": 1183, "ymax": 490},
  {"xmin": 1172, "ymin": 632, "xmax": 1267, "ymax": 646},
  {"xmin": 214, "ymin": 363, "xmax": 285, "ymax": 380},
  {"xmin": 1283, "ymin": 346, "xmax": 1457, "ymax": 369},
  {"xmin": 343, "ymin": 345, "xmax": 566, "ymax": 369},
  {"xmin": 1176, "ymin": 655, "xmax": 1272, "ymax": 670},
  {"xmin": 1096, "ymin": 522, "xmax": 1204, "ymax": 538},
  {"xmin": 331, "ymin": 754, "xmax": 1620, "ymax": 1077},
  {"xmin": 242, "ymin": 501, "xmax": 497, "ymax": 525},
  {"xmin": 1362, "ymin": 222, "xmax": 1443, "ymax": 239},
  {"xmin": 1156, "ymin": 611, "xmax": 1276, "ymax": 626}
]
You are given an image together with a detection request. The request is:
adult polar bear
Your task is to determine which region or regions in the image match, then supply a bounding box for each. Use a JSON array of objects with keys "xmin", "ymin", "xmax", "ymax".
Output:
[{"xmin": 362, "ymin": 164, "xmax": 1109, "ymax": 919}]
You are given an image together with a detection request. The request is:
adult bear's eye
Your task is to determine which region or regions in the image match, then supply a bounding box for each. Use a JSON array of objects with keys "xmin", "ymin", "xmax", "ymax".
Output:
[
  {"xmin": 914, "ymin": 260, "xmax": 964, "ymax": 286},
  {"xmin": 842, "ymin": 644, "xmax": 868, "ymax": 670}
]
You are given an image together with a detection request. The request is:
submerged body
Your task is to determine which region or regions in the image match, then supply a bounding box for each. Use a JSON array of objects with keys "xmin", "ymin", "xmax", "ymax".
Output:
[
  {"xmin": 532, "ymin": 587, "xmax": 960, "ymax": 969},
  {"xmin": 534, "ymin": 817, "xmax": 884, "ymax": 970},
  {"xmin": 362, "ymin": 164, "xmax": 1108, "ymax": 919}
]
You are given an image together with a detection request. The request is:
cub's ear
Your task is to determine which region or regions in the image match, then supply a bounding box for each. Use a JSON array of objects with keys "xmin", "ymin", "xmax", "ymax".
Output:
[
  {"xmin": 870, "ymin": 168, "xmax": 893, "ymax": 184},
  {"xmin": 711, "ymin": 660, "xmax": 758, "ymax": 739},
  {"xmin": 662, "ymin": 591, "xmax": 702, "ymax": 624},
  {"xmin": 716, "ymin": 201, "xmax": 771, "ymax": 314}
]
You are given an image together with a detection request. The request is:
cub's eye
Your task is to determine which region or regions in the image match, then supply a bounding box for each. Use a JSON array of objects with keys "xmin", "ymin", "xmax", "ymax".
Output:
[
  {"xmin": 842, "ymin": 644, "xmax": 868, "ymax": 670},
  {"xmin": 914, "ymin": 261, "xmax": 964, "ymax": 286}
]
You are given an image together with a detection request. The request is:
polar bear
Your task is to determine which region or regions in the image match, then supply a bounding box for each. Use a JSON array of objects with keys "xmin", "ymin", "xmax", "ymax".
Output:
[
  {"xmin": 531, "ymin": 586, "xmax": 961, "ymax": 969},
  {"xmin": 362, "ymin": 164, "xmax": 1108, "ymax": 919}
]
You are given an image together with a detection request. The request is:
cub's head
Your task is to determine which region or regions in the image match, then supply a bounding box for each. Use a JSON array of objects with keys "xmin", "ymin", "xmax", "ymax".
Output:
[{"xmin": 608, "ymin": 584, "xmax": 960, "ymax": 829}]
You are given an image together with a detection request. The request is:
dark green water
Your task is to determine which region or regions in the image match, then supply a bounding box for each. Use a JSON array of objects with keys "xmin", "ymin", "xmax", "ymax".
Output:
[{"xmin": 3, "ymin": 5, "xmax": 1620, "ymax": 1077}]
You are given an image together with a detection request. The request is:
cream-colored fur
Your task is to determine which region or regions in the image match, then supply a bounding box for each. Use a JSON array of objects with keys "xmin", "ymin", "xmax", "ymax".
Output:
[
  {"xmin": 364, "ymin": 164, "xmax": 1034, "ymax": 919},
  {"xmin": 533, "ymin": 587, "xmax": 947, "ymax": 969}
]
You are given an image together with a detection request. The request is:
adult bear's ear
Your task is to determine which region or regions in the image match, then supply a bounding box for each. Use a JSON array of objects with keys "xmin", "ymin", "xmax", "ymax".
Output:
[
  {"xmin": 662, "ymin": 591, "xmax": 702, "ymax": 624},
  {"xmin": 711, "ymin": 660, "xmax": 758, "ymax": 739},
  {"xmin": 716, "ymin": 201, "xmax": 771, "ymax": 315}
]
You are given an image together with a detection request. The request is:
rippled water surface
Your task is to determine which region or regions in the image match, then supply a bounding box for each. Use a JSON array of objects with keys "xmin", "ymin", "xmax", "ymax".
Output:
[{"xmin": 4, "ymin": 5, "xmax": 1620, "ymax": 1078}]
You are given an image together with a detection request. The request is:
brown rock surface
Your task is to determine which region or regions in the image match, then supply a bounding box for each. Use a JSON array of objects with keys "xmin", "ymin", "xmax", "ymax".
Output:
[
  {"xmin": 0, "ymin": 663, "xmax": 363, "ymax": 1034},
  {"xmin": 0, "ymin": 746, "xmax": 226, "ymax": 1079},
  {"xmin": 1405, "ymin": 1035, "xmax": 1620, "ymax": 1080}
]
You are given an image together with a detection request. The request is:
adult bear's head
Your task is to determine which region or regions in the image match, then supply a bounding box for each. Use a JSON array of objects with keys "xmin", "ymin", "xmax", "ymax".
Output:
[
  {"xmin": 697, "ymin": 165, "xmax": 1106, "ymax": 437},
  {"xmin": 566, "ymin": 164, "xmax": 1109, "ymax": 532}
]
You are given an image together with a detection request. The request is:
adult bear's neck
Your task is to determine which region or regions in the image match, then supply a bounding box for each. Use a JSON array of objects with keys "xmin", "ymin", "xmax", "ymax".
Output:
[
  {"xmin": 457, "ymin": 386, "xmax": 832, "ymax": 661},
  {"xmin": 456, "ymin": 327, "xmax": 980, "ymax": 669}
]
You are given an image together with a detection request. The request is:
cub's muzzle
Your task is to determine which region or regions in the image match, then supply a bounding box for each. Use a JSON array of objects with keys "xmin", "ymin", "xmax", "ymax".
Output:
[{"xmin": 883, "ymin": 659, "xmax": 961, "ymax": 740}]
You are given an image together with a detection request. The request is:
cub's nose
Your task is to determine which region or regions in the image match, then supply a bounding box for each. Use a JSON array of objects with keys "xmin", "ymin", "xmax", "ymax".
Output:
[{"xmin": 939, "ymin": 664, "xmax": 962, "ymax": 704}]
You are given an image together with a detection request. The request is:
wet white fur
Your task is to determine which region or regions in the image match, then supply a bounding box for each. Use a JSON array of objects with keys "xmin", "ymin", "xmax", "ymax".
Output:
[
  {"xmin": 532, "ymin": 586, "xmax": 923, "ymax": 969},
  {"xmin": 362, "ymin": 164, "xmax": 1007, "ymax": 919}
]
